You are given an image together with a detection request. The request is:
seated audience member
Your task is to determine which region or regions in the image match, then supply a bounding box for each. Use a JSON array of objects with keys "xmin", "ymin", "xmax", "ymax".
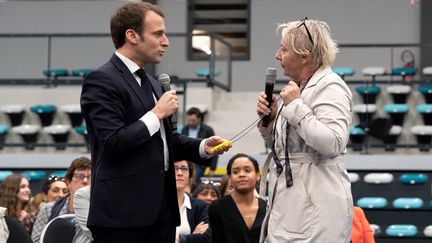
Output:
[
  {"xmin": 209, "ymin": 153, "xmax": 266, "ymax": 243},
  {"xmin": 73, "ymin": 185, "xmax": 92, "ymax": 243},
  {"xmin": 24, "ymin": 175, "xmax": 69, "ymax": 234},
  {"xmin": 0, "ymin": 173, "xmax": 34, "ymax": 234},
  {"xmin": 0, "ymin": 206, "xmax": 7, "ymax": 242},
  {"xmin": 219, "ymin": 175, "xmax": 234, "ymax": 196},
  {"xmin": 31, "ymin": 157, "xmax": 91, "ymax": 242},
  {"xmin": 352, "ymin": 206, "xmax": 375, "ymax": 243},
  {"xmin": 192, "ymin": 183, "xmax": 220, "ymax": 205},
  {"xmin": 175, "ymin": 160, "xmax": 211, "ymax": 243}
]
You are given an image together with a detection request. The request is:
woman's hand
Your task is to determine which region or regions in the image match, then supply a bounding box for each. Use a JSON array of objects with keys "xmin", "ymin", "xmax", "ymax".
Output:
[
  {"xmin": 280, "ymin": 81, "xmax": 301, "ymax": 106},
  {"xmin": 193, "ymin": 221, "xmax": 209, "ymax": 234},
  {"xmin": 257, "ymin": 92, "xmax": 277, "ymax": 121}
]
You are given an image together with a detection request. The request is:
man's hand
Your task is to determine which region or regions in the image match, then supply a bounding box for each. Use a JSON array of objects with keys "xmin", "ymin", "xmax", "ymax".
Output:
[
  {"xmin": 151, "ymin": 90, "xmax": 178, "ymax": 119},
  {"xmin": 205, "ymin": 136, "xmax": 231, "ymax": 155}
]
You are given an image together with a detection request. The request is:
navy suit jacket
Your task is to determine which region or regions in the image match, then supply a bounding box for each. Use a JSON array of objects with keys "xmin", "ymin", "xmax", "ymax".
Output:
[
  {"xmin": 81, "ymin": 54, "xmax": 206, "ymax": 228},
  {"xmin": 181, "ymin": 124, "xmax": 218, "ymax": 170},
  {"xmin": 179, "ymin": 198, "xmax": 211, "ymax": 243}
]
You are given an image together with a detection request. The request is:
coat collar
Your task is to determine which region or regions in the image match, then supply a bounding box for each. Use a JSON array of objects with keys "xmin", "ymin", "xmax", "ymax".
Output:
[{"xmin": 303, "ymin": 65, "xmax": 333, "ymax": 90}]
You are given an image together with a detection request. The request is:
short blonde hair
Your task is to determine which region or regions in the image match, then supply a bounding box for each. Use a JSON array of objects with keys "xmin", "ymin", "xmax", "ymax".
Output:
[{"xmin": 277, "ymin": 18, "xmax": 338, "ymax": 69}]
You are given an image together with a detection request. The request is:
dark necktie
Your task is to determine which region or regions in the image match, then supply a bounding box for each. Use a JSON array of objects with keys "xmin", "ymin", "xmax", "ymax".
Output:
[{"xmin": 136, "ymin": 69, "xmax": 155, "ymax": 108}]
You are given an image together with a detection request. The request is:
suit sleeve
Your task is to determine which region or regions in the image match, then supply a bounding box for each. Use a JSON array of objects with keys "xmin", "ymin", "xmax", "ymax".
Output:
[{"xmin": 80, "ymin": 70, "xmax": 152, "ymax": 155}]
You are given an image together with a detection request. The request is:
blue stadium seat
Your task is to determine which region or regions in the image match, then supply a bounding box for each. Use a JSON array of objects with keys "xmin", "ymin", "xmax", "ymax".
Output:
[
  {"xmin": 0, "ymin": 170, "xmax": 13, "ymax": 181},
  {"xmin": 0, "ymin": 104, "xmax": 25, "ymax": 127},
  {"xmin": 391, "ymin": 67, "xmax": 416, "ymax": 76},
  {"xmin": 418, "ymin": 85, "xmax": 432, "ymax": 104},
  {"xmin": 195, "ymin": 68, "xmax": 220, "ymax": 78},
  {"xmin": 384, "ymin": 104, "xmax": 409, "ymax": 126},
  {"xmin": 386, "ymin": 224, "xmax": 417, "ymax": 237},
  {"xmin": 22, "ymin": 171, "xmax": 47, "ymax": 181},
  {"xmin": 416, "ymin": 104, "xmax": 432, "ymax": 125},
  {"xmin": 30, "ymin": 105, "xmax": 57, "ymax": 127},
  {"xmin": 357, "ymin": 197, "xmax": 388, "ymax": 209},
  {"xmin": 332, "ymin": 66, "xmax": 354, "ymax": 80},
  {"xmin": 11, "ymin": 124, "xmax": 40, "ymax": 150},
  {"xmin": 393, "ymin": 197, "xmax": 424, "ymax": 209},
  {"xmin": 71, "ymin": 69, "xmax": 93, "ymax": 77},
  {"xmin": 399, "ymin": 173, "xmax": 428, "ymax": 185},
  {"xmin": 349, "ymin": 126, "xmax": 366, "ymax": 151},
  {"xmin": 355, "ymin": 86, "xmax": 381, "ymax": 104},
  {"xmin": 43, "ymin": 69, "xmax": 69, "ymax": 78},
  {"xmin": 60, "ymin": 105, "xmax": 82, "ymax": 127},
  {"xmin": 51, "ymin": 171, "xmax": 67, "ymax": 177},
  {"xmin": 387, "ymin": 85, "xmax": 411, "ymax": 104},
  {"xmin": 411, "ymin": 125, "xmax": 432, "ymax": 151},
  {"xmin": 0, "ymin": 124, "xmax": 9, "ymax": 150},
  {"xmin": 43, "ymin": 124, "xmax": 71, "ymax": 150}
]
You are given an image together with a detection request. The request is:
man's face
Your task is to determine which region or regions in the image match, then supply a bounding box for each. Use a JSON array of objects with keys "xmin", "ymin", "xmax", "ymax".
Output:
[
  {"xmin": 186, "ymin": 114, "xmax": 200, "ymax": 128},
  {"xmin": 136, "ymin": 10, "xmax": 169, "ymax": 64}
]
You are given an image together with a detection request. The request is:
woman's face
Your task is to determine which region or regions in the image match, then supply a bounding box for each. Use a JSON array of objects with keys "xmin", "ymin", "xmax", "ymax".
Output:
[
  {"xmin": 224, "ymin": 178, "xmax": 235, "ymax": 196},
  {"xmin": 46, "ymin": 181, "xmax": 68, "ymax": 202},
  {"xmin": 175, "ymin": 160, "xmax": 190, "ymax": 192},
  {"xmin": 17, "ymin": 178, "xmax": 31, "ymax": 203},
  {"xmin": 196, "ymin": 188, "xmax": 218, "ymax": 204},
  {"xmin": 275, "ymin": 38, "xmax": 304, "ymax": 80},
  {"xmin": 229, "ymin": 157, "xmax": 260, "ymax": 194}
]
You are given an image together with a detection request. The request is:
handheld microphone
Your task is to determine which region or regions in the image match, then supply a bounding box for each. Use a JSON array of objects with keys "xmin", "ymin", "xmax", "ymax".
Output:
[
  {"xmin": 262, "ymin": 68, "xmax": 277, "ymax": 127},
  {"xmin": 158, "ymin": 73, "xmax": 177, "ymax": 131}
]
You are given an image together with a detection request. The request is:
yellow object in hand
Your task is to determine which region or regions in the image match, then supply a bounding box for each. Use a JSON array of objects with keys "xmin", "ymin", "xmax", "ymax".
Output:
[{"xmin": 211, "ymin": 140, "xmax": 232, "ymax": 153}]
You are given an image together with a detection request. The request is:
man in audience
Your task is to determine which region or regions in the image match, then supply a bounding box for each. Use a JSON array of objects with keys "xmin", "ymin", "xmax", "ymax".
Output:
[
  {"xmin": 31, "ymin": 157, "xmax": 91, "ymax": 242},
  {"xmin": 182, "ymin": 107, "xmax": 218, "ymax": 183}
]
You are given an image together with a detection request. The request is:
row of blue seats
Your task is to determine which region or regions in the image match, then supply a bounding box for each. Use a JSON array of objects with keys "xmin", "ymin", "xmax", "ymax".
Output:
[
  {"xmin": 349, "ymin": 172, "xmax": 428, "ymax": 184},
  {"xmin": 0, "ymin": 104, "xmax": 82, "ymax": 127},
  {"xmin": 372, "ymin": 224, "xmax": 432, "ymax": 238},
  {"xmin": 0, "ymin": 170, "xmax": 66, "ymax": 181},
  {"xmin": 357, "ymin": 197, "xmax": 431, "ymax": 209},
  {"xmin": 43, "ymin": 69, "xmax": 93, "ymax": 78}
]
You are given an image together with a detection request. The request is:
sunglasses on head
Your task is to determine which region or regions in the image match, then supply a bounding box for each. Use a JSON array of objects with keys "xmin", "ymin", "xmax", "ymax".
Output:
[
  {"xmin": 48, "ymin": 175, "xmax": 65, "ymax": 182},
  {"xmin": 296, "ymin": 17, "xmax": 314, "ymax": 45}
]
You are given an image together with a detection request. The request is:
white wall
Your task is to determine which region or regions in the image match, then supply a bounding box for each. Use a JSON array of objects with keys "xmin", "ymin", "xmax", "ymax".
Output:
[{"xmin": 0, "ymin": 0, "xmax": 420, "ymax": 89}]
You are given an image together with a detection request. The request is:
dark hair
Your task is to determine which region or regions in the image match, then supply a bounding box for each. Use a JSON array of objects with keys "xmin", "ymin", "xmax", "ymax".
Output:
[
  {"xmin": 186, "ymin": 107, "xmax": 202, "ymax": 119},
  {"xmin": 192, "ymin": 183, "xmax": 221, "ymax": 199},
  {"xmin": 41, "ymin": 176, "xmax": 66, "ymax": 194},
  {"xmin": 65, "ymin": 157, "xmax": 91, "ymax": 182},
  {"xmin": 226, "ymin": 153, "xmax": 259, "ymax": 176},
  {"xmin": 0, "ymin": 173, "xmax": 30, "ymax": 218},
  {"xmin": 110, "ymin": 2, "xmax": 164, "ymax": 49},
  {"xmin": 219, "ymin": 174, "xmax": 230, "ymax": 196}
]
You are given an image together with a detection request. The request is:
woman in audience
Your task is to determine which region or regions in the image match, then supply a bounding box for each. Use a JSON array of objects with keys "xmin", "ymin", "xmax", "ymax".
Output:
[
  {"xmin": 0, "ymin": 173, "xmax": 34, "ymax": 234},
  {"xmin": 192, "ymin": 183, "xmax": 220, "ymax": 205},
  {"xmin": 208, "ymin": 153, "xmax": 266, "ymax": 243},
  {"xmin": 219, "ymin": 174, "xmax": 234, "ymax": 196},
  {"xmin": 25, "ymin": 175, "xmax": 69, "ymax": 234},
  {"xmin": 175, "ymin": 160, "xmax": 211, "ymax": 243}
]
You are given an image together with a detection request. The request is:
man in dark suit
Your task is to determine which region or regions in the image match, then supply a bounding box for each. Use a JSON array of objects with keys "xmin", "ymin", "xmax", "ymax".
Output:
[
  {"xmin": 80, "ymin": 2, "xmax": 230, "ymax": 243},
  {"xmin": 181, "ymin": 107, "xmax": 218, "ymax": 184}
]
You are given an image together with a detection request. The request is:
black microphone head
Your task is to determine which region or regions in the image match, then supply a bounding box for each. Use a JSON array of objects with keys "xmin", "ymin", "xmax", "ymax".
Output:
[
  {"xmin": 265, "ymin": 68, "xmax": 277, "ymax": 84},
  {"xmin": 158, "ymin": 73, "xmax": 170, "ymax": 86}
]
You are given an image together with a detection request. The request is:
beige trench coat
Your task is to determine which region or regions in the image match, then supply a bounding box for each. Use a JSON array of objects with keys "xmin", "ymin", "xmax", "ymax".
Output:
[{"xmin": 258, "ymin": 66, "xmax": 353, "ymax": 243}]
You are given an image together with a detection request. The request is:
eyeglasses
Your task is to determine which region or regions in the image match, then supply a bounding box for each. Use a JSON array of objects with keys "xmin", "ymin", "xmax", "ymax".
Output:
[
  {"xmin": 48, "ymin": 175, "xmax": 65, "ymax": 182},
  {"xmin": 174, "ymin": 166, "xmax": 189, "ymax": 173},
  {"xmin": 296, "ymin": 17, "xmax": 314, "ymax": 45},
  {"xmin": 73, "ymin": 173, "xmax": 91, "ymax": 181}
]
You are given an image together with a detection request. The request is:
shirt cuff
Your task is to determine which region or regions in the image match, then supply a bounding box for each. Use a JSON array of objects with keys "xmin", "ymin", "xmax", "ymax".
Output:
[
  {"xmin": 139, "ymin": 111, "xmax": 160, "ymax": 136},
  {"xmin": 199, "ymin": 139, "xmax": 213, "ymax": 159}
]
